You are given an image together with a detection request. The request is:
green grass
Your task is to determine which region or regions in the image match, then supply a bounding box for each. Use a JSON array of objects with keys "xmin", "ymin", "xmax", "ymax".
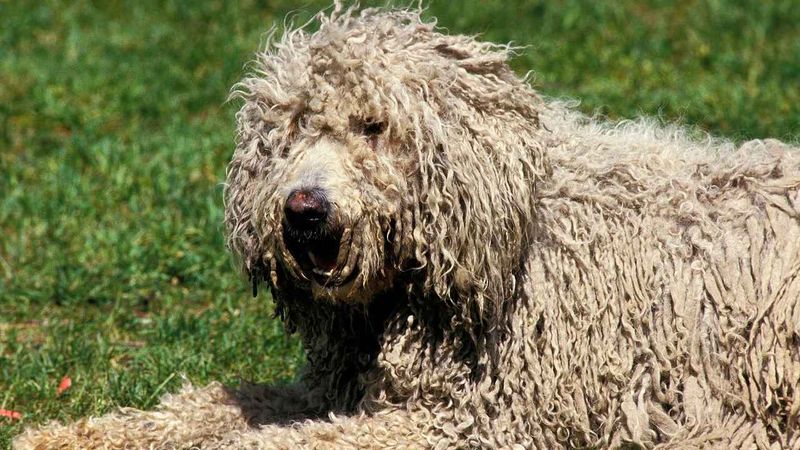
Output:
[{"xmin": 1, "ymin": 0, "xmax": 798, "ymax": 446}]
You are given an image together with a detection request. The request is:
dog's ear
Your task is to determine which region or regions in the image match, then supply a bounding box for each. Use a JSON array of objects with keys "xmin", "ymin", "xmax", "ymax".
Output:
[
  {"xmin": 224, "ymin": 121, "xmax": 267, "ymax": 292},
  {"xmin": 403, "ymin": 35, "xmax": 550, "ymax": 335},
  {"xmin": 406, "ymin": 126, "xmax": 547, "ymax": 334},
  {"xmin": 224, "ymin": 95, "xmax": 286, "ymax": 293},
  {"xmin": 226, "ymin": 56, "xmax": 306, "ymax": 293}
]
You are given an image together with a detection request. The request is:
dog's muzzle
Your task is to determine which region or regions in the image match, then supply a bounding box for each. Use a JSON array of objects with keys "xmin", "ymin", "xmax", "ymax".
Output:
[{"xmin": 282, "ymin": 188, "xmax": 351, "ymax": 285}]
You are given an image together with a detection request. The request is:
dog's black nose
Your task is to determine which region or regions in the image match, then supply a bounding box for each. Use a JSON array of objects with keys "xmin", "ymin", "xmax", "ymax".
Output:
[{"xmin": 284, "ymin": 189, "xmax": 329, "ymax": 229}]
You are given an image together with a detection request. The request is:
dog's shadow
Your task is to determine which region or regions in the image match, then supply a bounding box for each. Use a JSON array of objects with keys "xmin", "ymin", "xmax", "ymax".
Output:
[{"xmin": 222, "ymin": 382, "xmax": 332, "ymax": 427}]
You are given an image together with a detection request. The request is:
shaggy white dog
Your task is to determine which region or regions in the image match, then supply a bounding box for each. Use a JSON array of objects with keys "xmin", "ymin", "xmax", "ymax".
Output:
[{"xmin": 16, "ymin": 4, "xmax": 799, "ymax": 449}]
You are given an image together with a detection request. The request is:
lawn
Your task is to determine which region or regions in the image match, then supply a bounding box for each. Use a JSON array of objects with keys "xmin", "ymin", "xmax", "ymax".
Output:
[{"xmin": 1, "ymin": 0, "xmax": 798, "ymax": 446}]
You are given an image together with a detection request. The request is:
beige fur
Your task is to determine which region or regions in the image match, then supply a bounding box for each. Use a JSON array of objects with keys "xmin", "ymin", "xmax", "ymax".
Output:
[{"xmin": 15, "ymin": 4, "xmax": 800, "ymax": 449}]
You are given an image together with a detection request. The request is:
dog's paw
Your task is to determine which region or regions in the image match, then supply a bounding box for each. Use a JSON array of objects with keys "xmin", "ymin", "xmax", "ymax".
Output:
[{"xmin": 13, "ymin": 420, "xmax": 109, "ymax": 450}]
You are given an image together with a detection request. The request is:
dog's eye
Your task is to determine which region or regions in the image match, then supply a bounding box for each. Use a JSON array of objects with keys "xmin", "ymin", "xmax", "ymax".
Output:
[
  {"xmin": 359, "ymin": 120, "xmax": 385, "ymax": 150},
  {"xmin": 362, "ymin": 121, "xmax": 385, "ymax": 136}
]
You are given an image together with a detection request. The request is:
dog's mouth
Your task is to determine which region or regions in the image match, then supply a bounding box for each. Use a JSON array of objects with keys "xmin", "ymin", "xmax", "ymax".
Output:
[{"xmin": 283, "ymin": 224, "xmax": 357, "ymax": 286}]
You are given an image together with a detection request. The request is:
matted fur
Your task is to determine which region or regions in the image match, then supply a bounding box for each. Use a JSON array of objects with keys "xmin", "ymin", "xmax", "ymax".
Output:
[{"xmin": 16, "ymin": 4, "xmax": 800, "ymax": 449}]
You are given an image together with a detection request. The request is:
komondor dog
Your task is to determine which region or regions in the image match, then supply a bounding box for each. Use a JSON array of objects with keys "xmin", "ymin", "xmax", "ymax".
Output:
[{"xmin": 16, "ymin": 4, "xmax": 800, "ymax": 449}]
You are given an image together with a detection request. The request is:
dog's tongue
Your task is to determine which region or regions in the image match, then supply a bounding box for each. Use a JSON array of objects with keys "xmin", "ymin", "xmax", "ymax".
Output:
[{"xmin": 308, "ymin": 250, "xmax": 337, "ymax": 272}]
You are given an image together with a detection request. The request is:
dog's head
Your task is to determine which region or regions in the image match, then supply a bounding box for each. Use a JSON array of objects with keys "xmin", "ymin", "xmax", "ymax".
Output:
[{"xmin": 225, "ymin": 5, "xmax": 548, "ymax": 321}]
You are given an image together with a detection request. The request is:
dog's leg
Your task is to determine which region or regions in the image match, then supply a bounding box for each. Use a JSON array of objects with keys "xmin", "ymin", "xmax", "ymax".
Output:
[
  {"xmin": 209, "ymin": 408, "xmax": 433, "ymax": 450},
  {"xmin": 13, "ymin": 381, "xmax": 326, "ymax": 450},
  {"xmin": 13, "ymin": 382, "xmax": 248, "ymax": 449}
]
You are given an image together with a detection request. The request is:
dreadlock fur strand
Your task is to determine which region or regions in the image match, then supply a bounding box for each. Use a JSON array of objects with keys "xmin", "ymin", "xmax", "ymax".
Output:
[{"xmin": 16, "ymin": 4, "xmax": 800, "ymax": 449}]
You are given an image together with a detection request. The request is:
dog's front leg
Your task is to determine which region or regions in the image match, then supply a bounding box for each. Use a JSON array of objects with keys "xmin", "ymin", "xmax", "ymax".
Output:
[
  {"xmin": 13, "ymin": 381, "xmax": 327, "ymax": 450},
  {"xmin": 13, "ymin": 382, "xmax": 250, "ymax": 450},
  {"xmin": 209, "ymin": 408, "xmax": 434, "ymax": 450}
]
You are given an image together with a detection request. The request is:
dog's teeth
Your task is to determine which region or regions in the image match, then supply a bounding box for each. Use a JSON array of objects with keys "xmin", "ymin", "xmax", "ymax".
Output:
[
  {"xmin": 311, "ymin": 267, "xmax": 333, "ymax": 276},
  {"xmin": 308, "ymin": 251, "xmax": 318, "ymax": 267},
  {"xmin": 308, "ymin": 251, "xmax": 336, "ymax": 277}
]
